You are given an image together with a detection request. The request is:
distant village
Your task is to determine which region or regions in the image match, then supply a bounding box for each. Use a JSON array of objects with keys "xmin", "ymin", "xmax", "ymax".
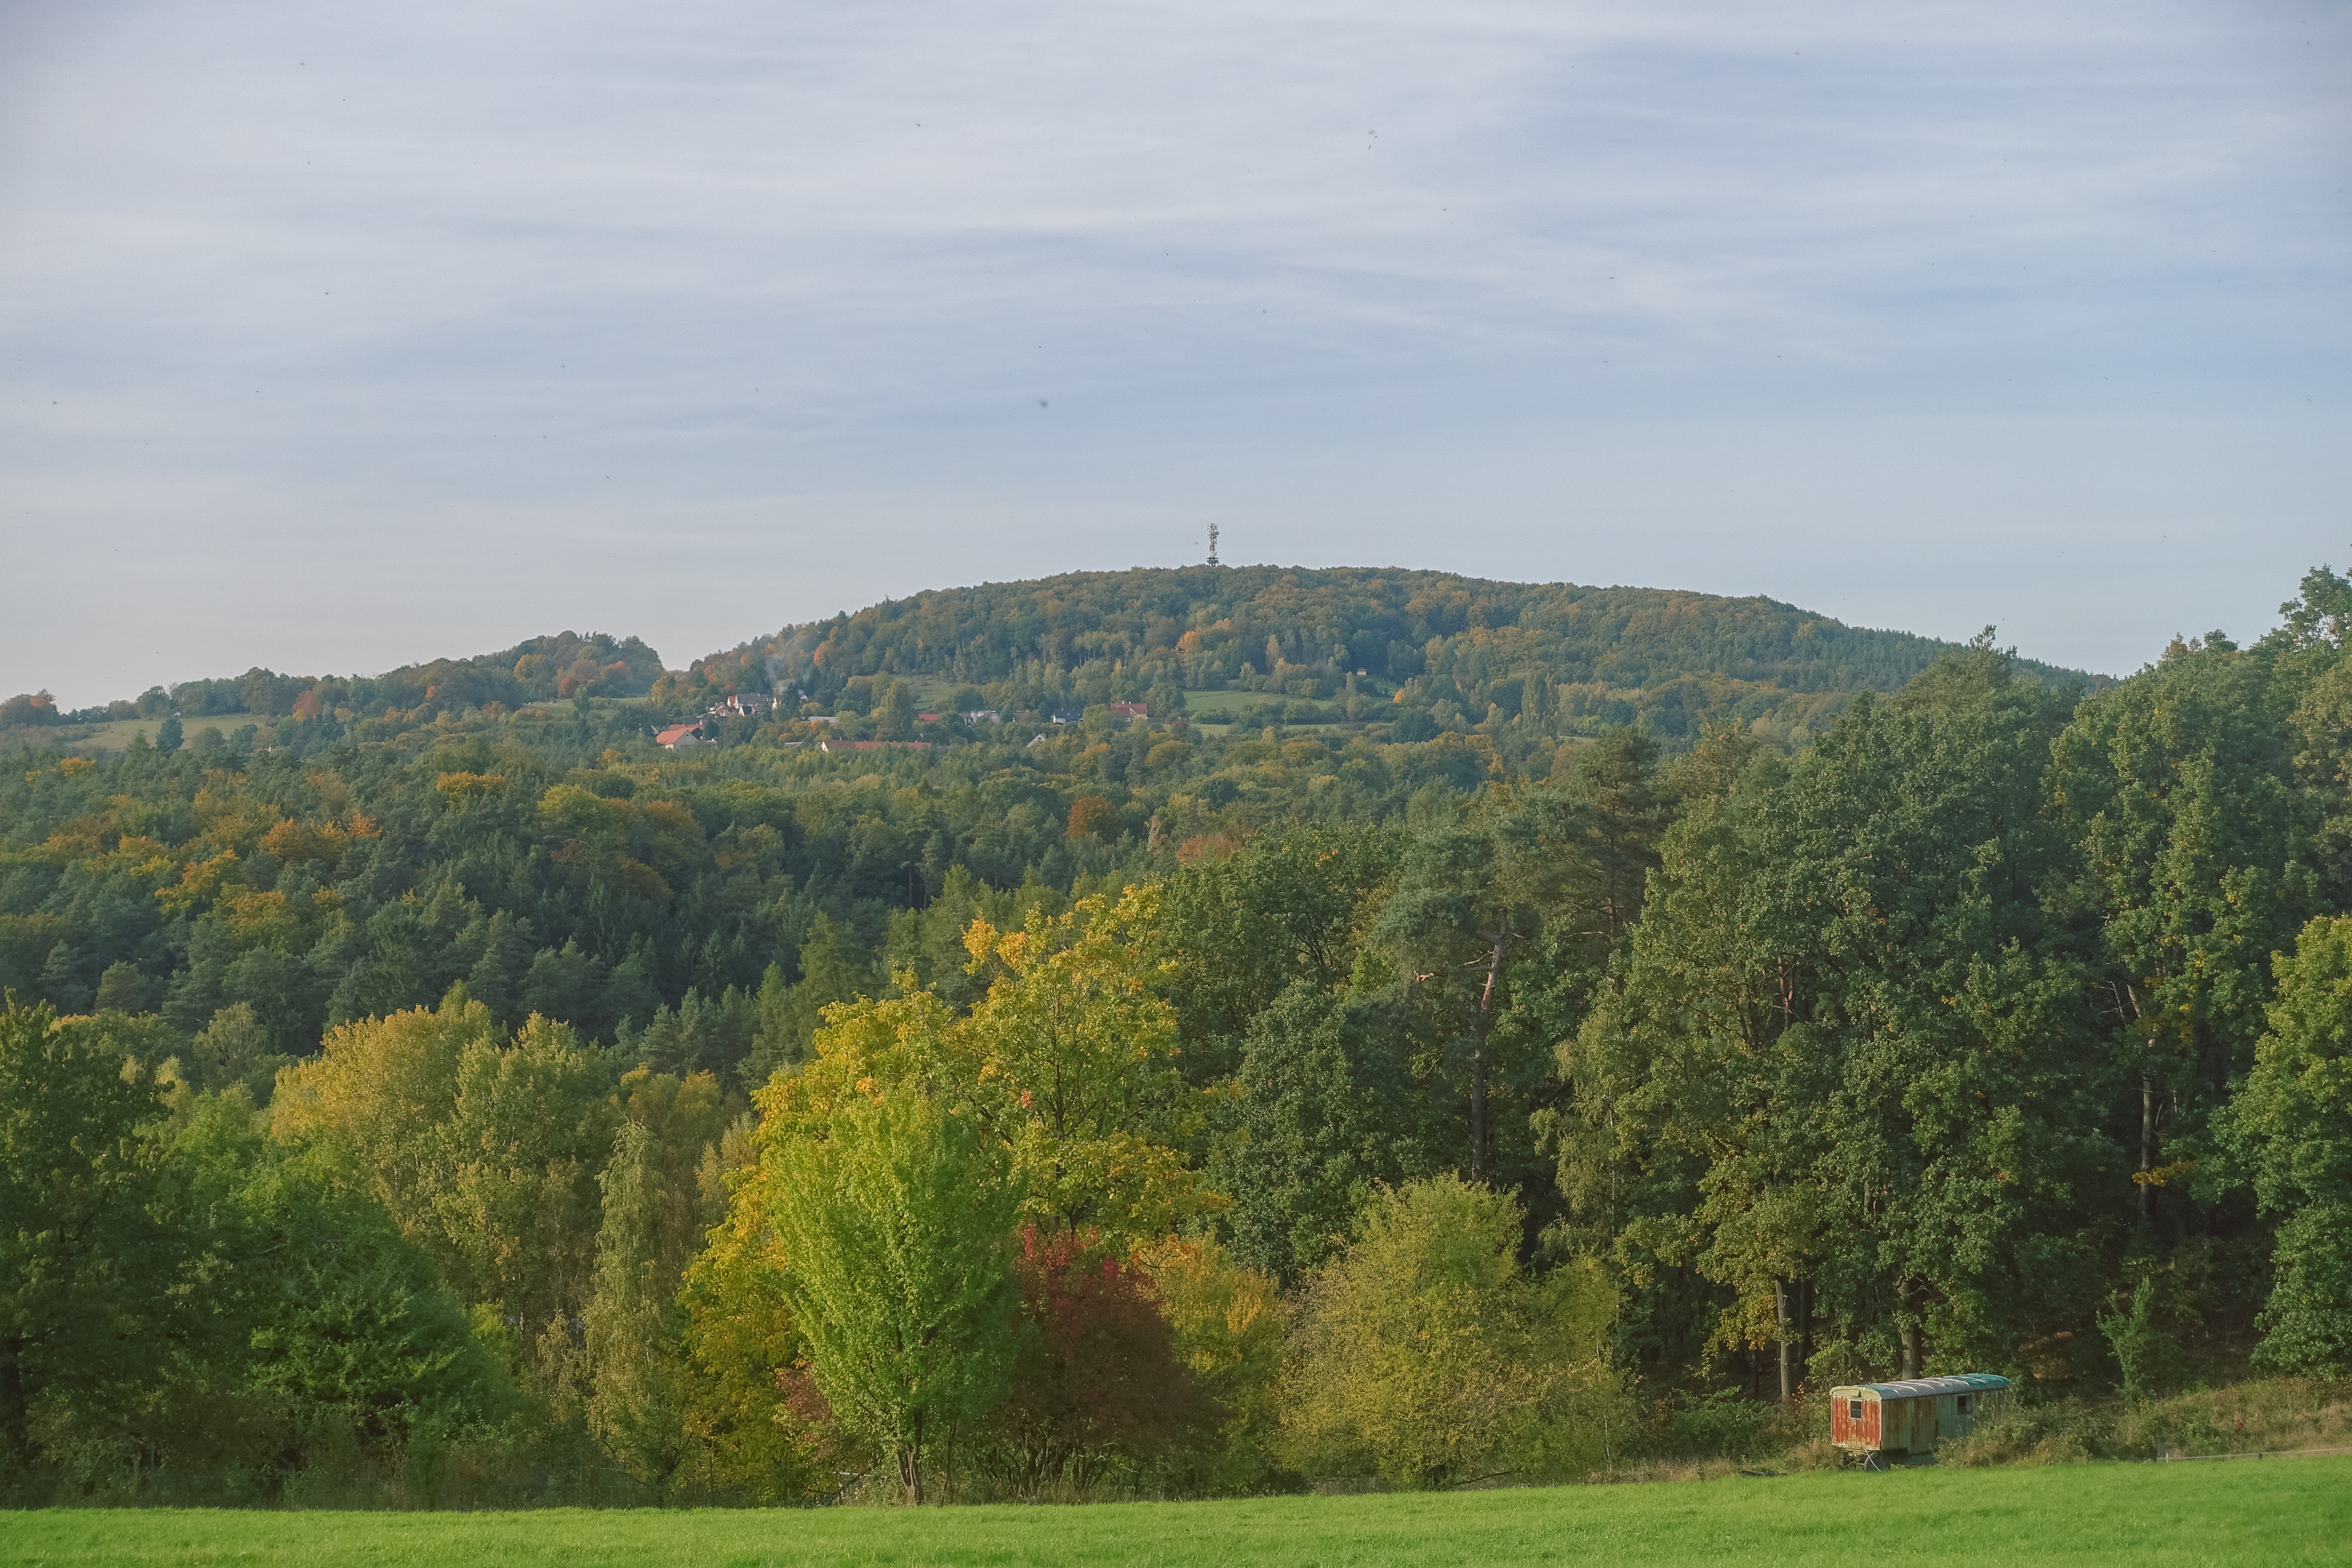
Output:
[{"xmin": 654, "ymin": 694, "xmax": 1148, "ymax": 753}]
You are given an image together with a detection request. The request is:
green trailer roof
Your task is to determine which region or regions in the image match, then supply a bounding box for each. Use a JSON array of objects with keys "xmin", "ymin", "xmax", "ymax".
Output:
[{"xmin": 1830, "ymin": 1374, "xmax": 2010, "ymax": 1400}]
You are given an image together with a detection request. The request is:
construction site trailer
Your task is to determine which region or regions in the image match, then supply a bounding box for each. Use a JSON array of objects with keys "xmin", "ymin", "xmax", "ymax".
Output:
[{"xmin": 1830, "ymin": 1374, "xmax": 2012, "ymax": 1463}]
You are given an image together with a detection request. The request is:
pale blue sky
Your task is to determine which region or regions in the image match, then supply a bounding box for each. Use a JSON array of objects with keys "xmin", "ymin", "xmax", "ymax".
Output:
[{"xmin": 3, "ymin": 0, "xmax": 2347, "ymax": 706}]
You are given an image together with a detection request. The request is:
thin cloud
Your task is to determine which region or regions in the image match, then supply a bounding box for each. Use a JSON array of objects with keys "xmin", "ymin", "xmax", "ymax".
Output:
[{"xmin": 0, "ymin": 0, "xmax": 2345, "ymax": 701}]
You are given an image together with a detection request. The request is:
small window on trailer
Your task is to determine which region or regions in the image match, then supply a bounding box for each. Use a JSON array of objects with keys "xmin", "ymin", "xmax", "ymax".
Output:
[
  {"xmin": 1957, "ymin": 1394, "xmax": 1971, "ymax": 1413},
  {"xmin": 1849, "ymin": 1399, "xmax": 1864, "ymax": 1419}
]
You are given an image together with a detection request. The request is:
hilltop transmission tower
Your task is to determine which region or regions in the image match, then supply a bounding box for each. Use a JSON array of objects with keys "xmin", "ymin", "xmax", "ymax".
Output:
[{"xmin": 1206, "ymin": 523, "xmax": 1220, "ymax": 566}]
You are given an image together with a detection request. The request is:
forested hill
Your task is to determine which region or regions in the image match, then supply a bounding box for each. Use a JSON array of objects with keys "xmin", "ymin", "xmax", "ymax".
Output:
[
  {"xmin": 6, "ymin": 567, "xmax": 2099, "ymax": 753},
  {"xmin": 675, "ymin": 567, "xmax": 2102, "ymax": 746},
  {"xmin": 4, "ymin": 629, "xmax": 664, "ymax": 732}
]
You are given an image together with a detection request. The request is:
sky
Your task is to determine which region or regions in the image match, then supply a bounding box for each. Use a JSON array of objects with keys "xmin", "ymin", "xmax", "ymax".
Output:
[{"xmin": 2, "ymin": 0, "xmax": 2347, "ymax": 707}]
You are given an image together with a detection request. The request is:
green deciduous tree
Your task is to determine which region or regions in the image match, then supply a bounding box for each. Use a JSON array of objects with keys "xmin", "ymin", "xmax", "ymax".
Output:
[
  {"xmin": 1158, "ymin": 824, "xmax": 1399, "ymax": 1083},
  {"xmin": 959, "ymin": 888, "xmax": 1211, "ymax": 1249},
  {"xmin": 1556, "ymin": 650, "xmax": 2111, "ymax": 1389},
  {"xmin": 769, "ymin": 1091, "xmax": 1025, "ymax": 1504},
  {"xmin": 2051, "ymin": 633, "xmax": 2313, "ymax": 1225},
  {"xmin": 274, "ymin": 990, "xmax": 615, "ymax": 1340},
  {"xmin": 1211, "ymin": 981, "xmax": 1443, "ymax": 1283},
  {"xmin": 190, "ymin": 1001, "xmax": 282, "ymax": 1100},
  {"xmin": 190, "ymin": 1099, "xmax": 511, "ymax": 1452},
  {"xmin": 677, "ymin": 1112, "xmax": 822, "ymax": 1503},
  {"xmin": 2224, "ymin": 914, "xmax": 2352, "ymax": 1375},
  {"xmin": 1371, "ymin": 783, "xmax": 1586, "ymax": 1182},
  {"xmin": 0, "ymin": 1002, "xmax": 191, "ymax": 1479},
  {"xmin": 584, "ymin": 1121, "xmax": 686, "ymax": 1492}
]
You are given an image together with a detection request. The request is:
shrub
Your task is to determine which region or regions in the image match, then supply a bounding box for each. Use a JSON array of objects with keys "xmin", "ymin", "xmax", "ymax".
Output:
[{"xmin": 1281, "ymin": 1177, "xmax": 1625, "ymax": 1488}]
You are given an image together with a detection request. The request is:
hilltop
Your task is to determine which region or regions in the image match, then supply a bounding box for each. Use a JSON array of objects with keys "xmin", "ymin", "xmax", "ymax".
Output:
[{"xmin": 667, "ymin": 565, "xmax": 2100, "ymax": 749}]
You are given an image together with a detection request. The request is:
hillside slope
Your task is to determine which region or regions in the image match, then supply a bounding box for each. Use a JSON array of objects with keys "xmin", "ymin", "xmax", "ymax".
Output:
[{"xmin": 677, "ymin": 566, "xmax": 2101, "ymax": 746}]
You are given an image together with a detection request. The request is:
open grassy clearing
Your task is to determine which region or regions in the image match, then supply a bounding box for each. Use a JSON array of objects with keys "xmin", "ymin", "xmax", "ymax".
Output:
[
  {"xmin": 514, "ymin": 695, "xmax": 660, "ymax": 714},
  {"xmin": 1174, "ymin": 689, "xmax": 1267, "ymax": 717},
  {"xmin": 9, "ymin": 1458, "xmax": 2349, "ymax": 1568},
  {"xmin": 3, "ymin": 717, "xmax": 180, "ymax": 753},
  {"xmin": 1188, "ymin": 722, "xmax": 1359, "ymax": 736}
]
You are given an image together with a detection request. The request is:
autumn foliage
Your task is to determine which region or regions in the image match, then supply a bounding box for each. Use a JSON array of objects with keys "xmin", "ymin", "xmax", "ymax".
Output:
[
  {"xmin": 978, "ymin": 1228, "xmax": 1196, "ymax": 1496},
  {"xmin": 0, "ymin": 691, "xmax": 59, "ymax": 728},
  {"xmin": 1066, "ymin": 794, "xmax": 1116, "ymax": 839}
]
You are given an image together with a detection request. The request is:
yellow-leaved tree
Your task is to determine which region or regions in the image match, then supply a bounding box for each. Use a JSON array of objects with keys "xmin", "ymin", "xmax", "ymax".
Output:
[
  {"xmin": 733, "ymin": 885, "xmax": 1217, "ymax": 1250},
  {"xmin": 958, "ymin": 885, "xmax": 1219, "ymax": 1249}
]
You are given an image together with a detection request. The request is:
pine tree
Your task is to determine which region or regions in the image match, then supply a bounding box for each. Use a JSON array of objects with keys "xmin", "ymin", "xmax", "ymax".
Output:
[
  {"xmin": 522, "ymin": 939, "xmax": 606, "ymax": 1033},
  {"xmin": 37, "ymin": 943, "xmax": 91, "ymax": 1015},
  {"xmin": 740, "ymin": 963, "xmax": 796, "ymax": 1085},
  {"xmin": 92, "ymin": 962, "xmax": 150, "ymax": 1015},
  {"xmin": 744, "ymin": 916, "xmax": 875, "ymax": 1081},
  {"xmin": 467, "ymin": 911, "xmax": 535, "ymax": 1029},
  {"xmin": 603, "ymin": 947, "xmax": 658, "ymax": 1039},
  {"xmin": 631, "ymin": 990, "xmax": 706, "ymax": 1076}
]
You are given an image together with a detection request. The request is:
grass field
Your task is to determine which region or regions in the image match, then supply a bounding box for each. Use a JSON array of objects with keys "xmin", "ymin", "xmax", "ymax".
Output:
[
  {"xmin": 8, "ymin": 1458, "xmax": 2348, "ymax": 1567},
  {"xmin": 3, "ymin": 717, "xmax": 178, "ymax": 753},
  {"xmin": 1177, "ymin": 690, "xmax": 1269, "ymax": 718}
]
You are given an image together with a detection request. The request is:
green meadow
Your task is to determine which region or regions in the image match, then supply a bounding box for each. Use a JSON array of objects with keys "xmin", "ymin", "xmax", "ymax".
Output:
[
  {"xmin": 9, "ymin": 1458, "xmax": 2349, "ymax": 1568},
  {"xmin": 6, "ymin": 715, "xmax": 176, "ymax": 753}
]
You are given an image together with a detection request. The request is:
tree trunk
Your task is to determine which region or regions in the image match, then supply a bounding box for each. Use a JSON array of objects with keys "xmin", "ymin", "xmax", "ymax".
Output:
[
  {"xmin": 1468, "ymin": 1031, "xmax": 1486, "ymax": 1183},
  {"xmin": 1470, "ymin": 923, "xmax": 1507, "ymax": 1183},
  {"xmin": 1798, "ymin": 1278, "xmax": 1814, "ymax": 1387},
  {"xmin": 2139, "ymin": 1074, "xmax": 2154, "ymax": 1223},
  {"xmin": 1899, "ymin": 1321, "xmax": 1921, "ymax": 1381},
  {"xmin": 900, "ymin": 1409, "xmax": 925, "ymax": 1505},
  {"xmin": 1776, "ymin": 1280, "xmax": 1794, "ymax": 1400}
]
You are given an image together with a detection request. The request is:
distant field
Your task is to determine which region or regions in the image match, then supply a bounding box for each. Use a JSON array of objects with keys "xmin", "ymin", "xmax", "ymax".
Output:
[
  {"xmin": 3, "ymin": 717, "xmax": 184, "ymax": 753},
  {"xmin": 1178, "ymin": 689, "xmax": 1264, "ymax": 717},
  {"xmin": 514, "ymin": 695, "xmax": 654, "ymax": 716},
  {"xmin": 9, "ymin": 1458, "xmax": 2348, "ymax": 1567},
  {"xmin": 1182, "ymin": 690, "xmax": 1354, "ymax": 732}
]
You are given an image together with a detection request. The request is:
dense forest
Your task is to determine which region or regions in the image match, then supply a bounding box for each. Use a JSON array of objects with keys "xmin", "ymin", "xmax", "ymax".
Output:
[{"xmin": 4, "ymin": 562, "xmax": 2347, "ymax": 1508}]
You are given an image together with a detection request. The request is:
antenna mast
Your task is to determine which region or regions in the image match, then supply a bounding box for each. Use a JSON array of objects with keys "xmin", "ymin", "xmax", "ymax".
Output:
[{"xmin": 1206, "ymin": 523, "xmax": 1220, "ymax": 567}]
